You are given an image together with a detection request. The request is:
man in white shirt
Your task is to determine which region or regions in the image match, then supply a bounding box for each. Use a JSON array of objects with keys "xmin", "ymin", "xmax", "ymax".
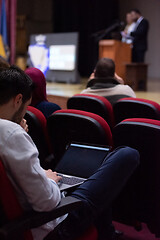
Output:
[
  {"xmin": 0, "ymin": 66, "xmax": 139, "ymax": 240},
  {"xmin": 0, "ymin": 66, "xmax": 64, "ymax": 240}
]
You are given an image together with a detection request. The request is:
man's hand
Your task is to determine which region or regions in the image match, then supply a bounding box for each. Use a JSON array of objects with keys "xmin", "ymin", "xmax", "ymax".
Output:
[
  {"xmin": 20, "ymin": 118, "xmax": 29, "ymax": 132},
  {"xmin": 88, "ymin": 71, "xmax": 95, "ymax": 82},
  {"xmin": 45, "ymin": 169, "xmax": 62, "ymax": 183},
  {"xmin": 114, "ymin": 73, "xmax": 124, "ymax": 84}
]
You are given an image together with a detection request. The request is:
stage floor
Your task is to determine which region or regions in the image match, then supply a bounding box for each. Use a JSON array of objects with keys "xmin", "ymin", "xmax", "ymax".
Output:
[{"xmin": 46, "ymin": 78, "xmax": 160, "ymax": 109}]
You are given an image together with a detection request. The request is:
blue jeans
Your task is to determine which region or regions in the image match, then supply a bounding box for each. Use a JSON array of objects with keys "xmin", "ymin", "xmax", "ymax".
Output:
[{"xmin": 45, "ymin": 146, "xmax": 140, "ymax": 240}]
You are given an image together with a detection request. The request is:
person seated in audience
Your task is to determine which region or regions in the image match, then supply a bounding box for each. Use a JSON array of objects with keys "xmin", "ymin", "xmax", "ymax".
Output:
[
  {"xmin": 81, "ymin": 58, "xmax": 136, "ymax": 105},
  {"xmin": 25, "ymin": 67, "xmax": 61, "ymax": 118},
  {"xmin": 0, "ymin": 66, "xmax": 139, "ymax": 240}
]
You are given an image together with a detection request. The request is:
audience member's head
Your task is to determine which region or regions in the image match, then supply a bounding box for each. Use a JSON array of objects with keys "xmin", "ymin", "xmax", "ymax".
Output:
[
  {"xmin": 25, "ymin": 67, "xmax": 47, "ymax": 106},
  {"xmin": 94, "ymin": 58, "xmax": 115, "ymax": 78},
  {"xmin": 0, "ymin": 66, "xmax": 34, "ymax": 123},
  {"xmin": 130, "ymin": 9, "xmax": 141, "ymax": 22}
]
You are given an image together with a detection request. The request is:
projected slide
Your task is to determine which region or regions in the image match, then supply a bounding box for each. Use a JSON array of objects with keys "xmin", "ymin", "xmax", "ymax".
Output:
[
  {"xmin": 28, "ymin": 33, "xmax": 79, "ymax": 83},
  {"xmin": 49, "ymin": 45, "xmax": 76, "ymax": 71}
]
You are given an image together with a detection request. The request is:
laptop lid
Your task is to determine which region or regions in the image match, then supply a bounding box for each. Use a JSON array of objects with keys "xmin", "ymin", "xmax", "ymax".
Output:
[{"xmin": 55, "ymin": 143, "xmax": 110, "ymax": 179}]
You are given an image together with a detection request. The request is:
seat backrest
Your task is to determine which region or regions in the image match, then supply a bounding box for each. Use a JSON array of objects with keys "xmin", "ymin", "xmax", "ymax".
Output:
[
  {"xmin": 47, "ymin": 109, "xmax": 113, "ymax": 165},
  {"xmin": 67, "ymin": 94, "xmax": 115, "ymax": 128},
  {"xmin": 25, "ymin": 106, "xmax": 52, "ymax": 169},
  {"xmin": 113, "ymin": 97, "xmax": 160, "ymax": 124},
  {"xmin": 105, "ymin": 94, "xmax": 131, "ymax": 106},
  {"xmin": 0, "ymin": 160, "xmax": 33, "ymax": 240},
  {"xmin": 113, "ymin": 118, "xmax": 160, "ymax": 236}
]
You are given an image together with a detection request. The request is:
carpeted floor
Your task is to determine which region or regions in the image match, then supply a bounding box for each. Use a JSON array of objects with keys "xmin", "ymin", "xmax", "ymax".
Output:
[{"xmin": 113, "ymin": 222, "xmax": 160, "ymax": 240}]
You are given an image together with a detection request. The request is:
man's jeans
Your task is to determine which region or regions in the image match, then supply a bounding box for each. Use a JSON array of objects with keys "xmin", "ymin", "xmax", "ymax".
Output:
[{"xmin": 45, "ymin": 146, "xmax": 140, "ymax": 240}]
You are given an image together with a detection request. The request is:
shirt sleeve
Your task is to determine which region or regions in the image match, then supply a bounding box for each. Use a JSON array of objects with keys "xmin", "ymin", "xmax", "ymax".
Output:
[{"xmin": 2, "ymin": 128, "xmax": 61, "ymax": 212}]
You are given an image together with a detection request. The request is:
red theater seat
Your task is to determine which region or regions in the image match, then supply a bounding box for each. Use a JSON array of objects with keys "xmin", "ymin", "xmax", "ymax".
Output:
[
  {"xmin": 47, "ymin": 109, "xmax": 113, "ymax": 164},
  {"xmin": 113, "ymin": 98, "xmax": 160, "ymax": 124},
  {"xmin": 67, "ymin": 94, "xmax": 115, "ymax": 128},
  {"xmin": 25, "ymin": 106, "xmax": 54, "ymax": 169},
  {"xmin": 0, "ymin": 160, "xmax": 33, "ymax": 240},
  {"xmin": 113, "ymin": 118, "xmax": 160, "ymax": 237},
  {"xmin": 76, "ymin": 226, "xmax": 98, "ymax": 240}
]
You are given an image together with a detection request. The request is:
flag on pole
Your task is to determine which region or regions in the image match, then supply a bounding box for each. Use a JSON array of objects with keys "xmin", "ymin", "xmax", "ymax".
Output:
[{"xmin": 0, "ymin": 0, "xmax": 9, "ymax": 59}]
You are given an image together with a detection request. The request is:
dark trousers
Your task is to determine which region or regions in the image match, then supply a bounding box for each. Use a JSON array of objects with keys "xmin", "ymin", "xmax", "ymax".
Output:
[
  {"xmin": 45, "ymin": 147, "xmax": 140, "ymax": 240},
  {"xmin": 132, "ymin": 48, "xmax": 146, "ymax": 63}
]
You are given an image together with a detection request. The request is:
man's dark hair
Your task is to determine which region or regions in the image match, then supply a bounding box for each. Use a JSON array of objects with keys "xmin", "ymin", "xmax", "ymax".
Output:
[
  {"xmin": 0, "ymin": 65, "xmax": 34, "ymax": 105},
  {"xmin": 94, "ymin": 58, "xmax": 115, "ymax": 78},
  {"xmin": 130, "ymin": 8, "xmax": 141, "ymax": 15}
]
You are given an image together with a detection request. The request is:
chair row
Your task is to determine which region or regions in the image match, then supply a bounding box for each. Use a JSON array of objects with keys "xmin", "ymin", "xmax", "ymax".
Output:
[
  {"xmin": 67, "ymin": 93, "xmax": 160, "ymax": 129},
  {"xmin": 25, "ymin": 106, "xmax": 113, "ymax": 168},
  {"xmin": 25, "ymin": 106, "xmax": 160, "ymax": 238},
  {"xmin": 2, "ymin": 96, "xmax": 160, "ymax": 240}
]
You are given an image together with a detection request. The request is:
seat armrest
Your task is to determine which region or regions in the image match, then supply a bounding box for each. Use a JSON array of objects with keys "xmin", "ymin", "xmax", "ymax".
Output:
[{"xmin": 0, "ymin": 196, "xmax": 82, "ymax": 240}]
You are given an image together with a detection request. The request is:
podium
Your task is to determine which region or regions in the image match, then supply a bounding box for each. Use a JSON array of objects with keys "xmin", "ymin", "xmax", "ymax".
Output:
[{"xmin": 99, "ymin": 40, "xmax": 131, "ymax": 80}]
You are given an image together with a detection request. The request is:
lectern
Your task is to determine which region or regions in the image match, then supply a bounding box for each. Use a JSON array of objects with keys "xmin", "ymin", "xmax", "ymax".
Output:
[{"xmin": 99, "ymin": 40, "xmax": 131, "ymax": 80}]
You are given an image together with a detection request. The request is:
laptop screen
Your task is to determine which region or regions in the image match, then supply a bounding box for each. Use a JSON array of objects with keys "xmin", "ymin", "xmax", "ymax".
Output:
[{"xmin": 55, "ymin": 143, "xmax": 110, "ymax": 178}]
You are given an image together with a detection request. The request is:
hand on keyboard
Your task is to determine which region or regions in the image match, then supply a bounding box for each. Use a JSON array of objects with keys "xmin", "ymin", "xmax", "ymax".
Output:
[{"xmin": 45, "ymin": 170, "xmax": 62, "ymax": 183}]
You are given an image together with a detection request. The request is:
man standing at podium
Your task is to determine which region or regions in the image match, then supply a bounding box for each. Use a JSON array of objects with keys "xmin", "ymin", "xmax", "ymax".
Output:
[{"xmin": 130, "ymin": 9, "xmax": 149, "ymax": 63}]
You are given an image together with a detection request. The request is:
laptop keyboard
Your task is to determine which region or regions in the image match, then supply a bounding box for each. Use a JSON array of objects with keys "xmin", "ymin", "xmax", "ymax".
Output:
[{"xmin": 58, "ymin": 174, "xmax": 84, "ymax": 185}]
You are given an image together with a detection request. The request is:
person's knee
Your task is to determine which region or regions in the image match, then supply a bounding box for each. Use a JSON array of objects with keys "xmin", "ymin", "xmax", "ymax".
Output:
[{"xmin": 116, "ymin": 146, "xmax": 140, "ymax": 169}]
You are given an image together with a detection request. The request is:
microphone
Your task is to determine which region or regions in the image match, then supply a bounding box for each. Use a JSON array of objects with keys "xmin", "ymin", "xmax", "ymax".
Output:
[{"xmin": 91, "ymin": 20, "xmax": 125, "ymax": 40}]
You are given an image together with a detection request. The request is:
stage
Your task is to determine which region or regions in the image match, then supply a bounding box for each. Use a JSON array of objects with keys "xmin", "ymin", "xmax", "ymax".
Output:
[{"xmin": 46, "ymin": 78, "xmax": 160, "ymax": 109}]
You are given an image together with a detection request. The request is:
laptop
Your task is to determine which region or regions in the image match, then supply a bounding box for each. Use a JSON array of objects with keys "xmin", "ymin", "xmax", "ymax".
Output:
[{"xmin": 55, "ymin": 143, "xmax": 110, "ymax": 191}]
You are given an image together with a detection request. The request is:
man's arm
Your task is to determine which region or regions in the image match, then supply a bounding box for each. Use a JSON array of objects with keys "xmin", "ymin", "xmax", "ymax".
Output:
[
  {"xmin": 114, "ymin": 73, "xmax": 124, "ymax": 84},
  {"xmin": 130, "ymin": 19, "xmax": 149, "ymax": 37},
  {"xmin": 2, "ymin": 129, "xmax": 61, "ymax": 212},
  {"xmin": 45, "ymin": 169, "xmax": 62, "ymax": 183}
]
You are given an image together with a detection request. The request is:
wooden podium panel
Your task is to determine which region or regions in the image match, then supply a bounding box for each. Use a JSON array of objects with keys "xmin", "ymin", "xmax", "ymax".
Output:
[
  {"xmin": 99, "ymin": 40, "xmax": 131, "ymax": 80},
  {"xmin": 125, "ymin": 63, "xmax": 148, "ymax": 91}
]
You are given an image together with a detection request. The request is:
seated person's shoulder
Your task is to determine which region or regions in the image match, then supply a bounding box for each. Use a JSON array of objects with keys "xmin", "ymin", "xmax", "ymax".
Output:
[
  {"xmin": 0, "ymin": 118, "xmax": 22, "ymax": 131},
  {"xmin": 36, "ymin": 101, "xmax": 61, "ymax": 118},
  {"xmin": 116, "ymin": 84, "xmax": 136, "ymax": 98},
  {"xmin": 0, "ymin": 119, "xmax": 28, "ymax": 146}
]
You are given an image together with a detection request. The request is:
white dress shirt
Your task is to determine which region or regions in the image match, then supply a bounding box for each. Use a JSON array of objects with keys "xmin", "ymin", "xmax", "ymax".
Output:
[
  {"xmin": 122, "ymin": 22, "xmax": 136, "ymax": 44},
  {"xmin": 0, "ymin": 119, "xmax": 66, "ymax": 240},
  {"xmin": 133, "ymin": 16, "xmax": 144, "ymax": 31}
]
